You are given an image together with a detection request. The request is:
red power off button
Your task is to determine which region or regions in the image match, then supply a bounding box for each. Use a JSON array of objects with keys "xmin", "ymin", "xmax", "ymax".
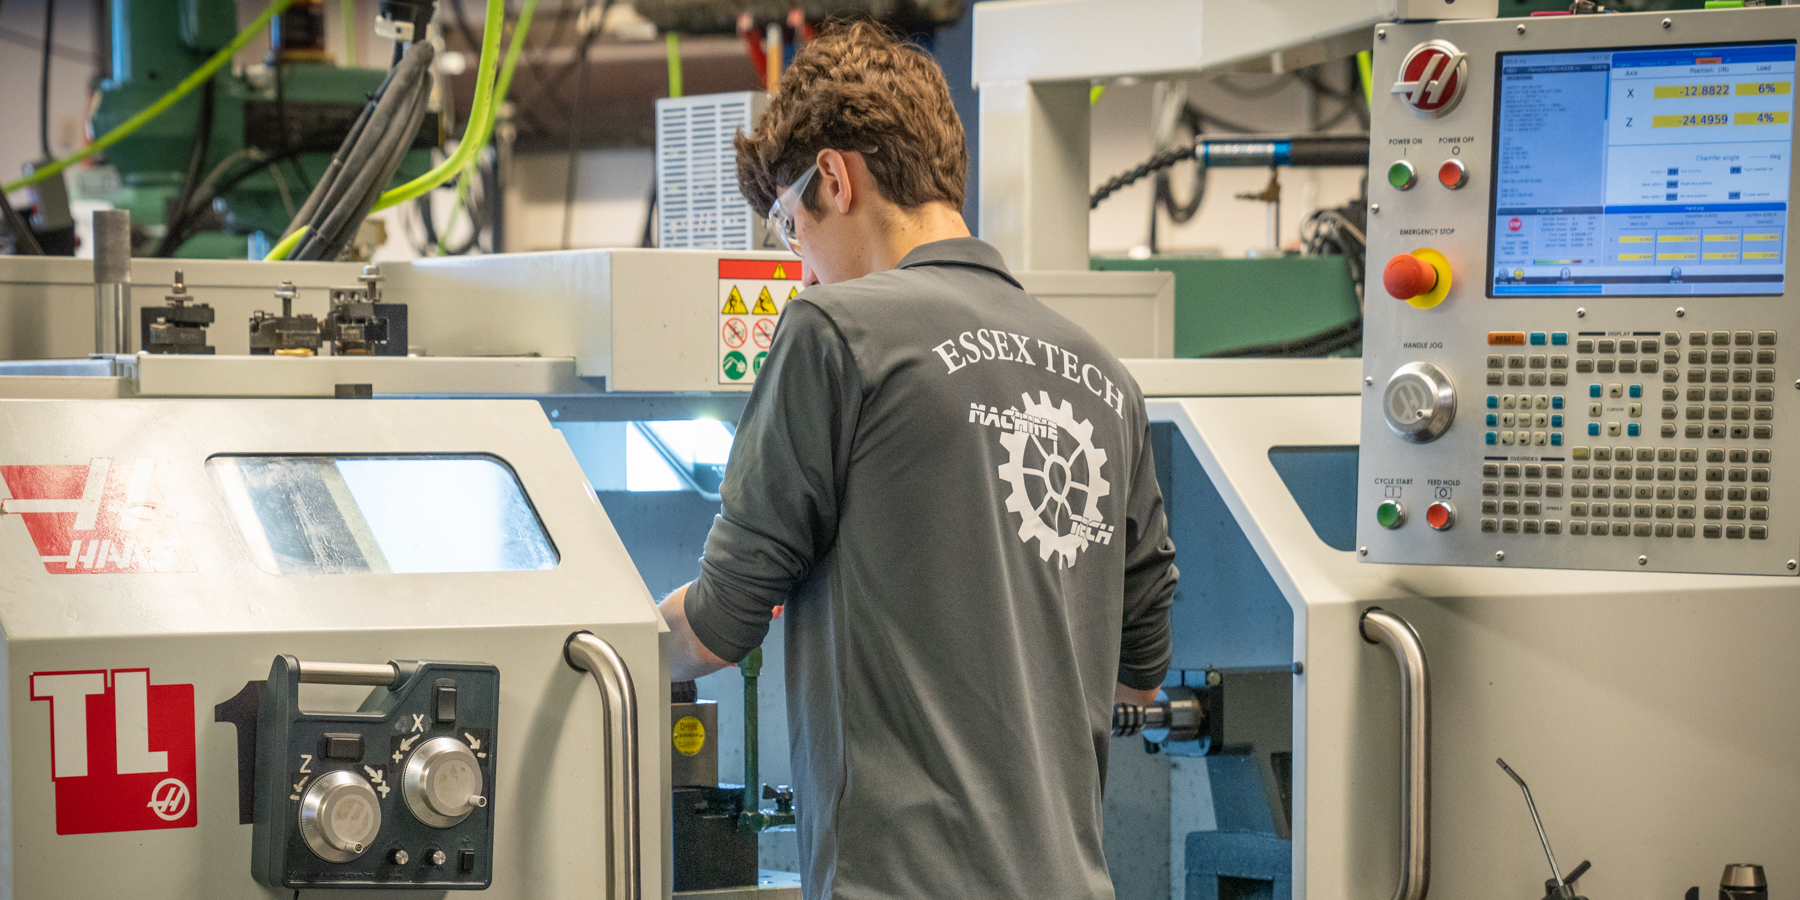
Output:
[{"xmin": 1425, "ymin": 501, "xmax": 1456, "ymax": 531}]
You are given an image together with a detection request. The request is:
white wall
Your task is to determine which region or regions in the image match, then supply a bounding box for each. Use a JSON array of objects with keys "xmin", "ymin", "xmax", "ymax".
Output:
[{"xmin": 0, "ymin": 0, "xmax": 102, "ymax": 211}]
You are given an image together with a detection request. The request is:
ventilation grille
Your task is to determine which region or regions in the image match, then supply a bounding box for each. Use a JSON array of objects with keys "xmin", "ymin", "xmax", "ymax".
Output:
[{"xmin": 656, "ymin": 92, "xmax": 768, "ymax": 251}]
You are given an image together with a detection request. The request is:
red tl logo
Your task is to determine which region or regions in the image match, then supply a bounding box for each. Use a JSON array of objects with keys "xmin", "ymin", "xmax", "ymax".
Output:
[{"xmin": 30, "ymin": 668, "xmax": 198, "ymax": 834}]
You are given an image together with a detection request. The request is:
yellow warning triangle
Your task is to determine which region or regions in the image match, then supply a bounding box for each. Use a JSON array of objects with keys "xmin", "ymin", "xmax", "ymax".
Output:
[
  {"xmin": 722, "ymin": 286, "xmax": 748, "ymax": 315},
  {"xmin": 752, "ymin": 286, "xmax": 780, "ymax": 315},
  {"xmin": 786, "ymin": 286, "xmax": 799, "ymax": 301},
  {"xmin": 772, "ymin": 264, "xmax": 787, "ymax": 279}
]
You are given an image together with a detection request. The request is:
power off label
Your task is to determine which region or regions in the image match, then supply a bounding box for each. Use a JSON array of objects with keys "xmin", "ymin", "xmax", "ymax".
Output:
[{"xmin": 718, "ymin": 259, "xmax": 802, "ymax": 385}]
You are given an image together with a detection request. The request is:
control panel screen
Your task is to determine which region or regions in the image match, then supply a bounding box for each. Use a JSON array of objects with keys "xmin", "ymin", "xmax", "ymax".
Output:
[{"xmin": 1489, "ymin": 41, "xmax": 1796, "ymax": 297}]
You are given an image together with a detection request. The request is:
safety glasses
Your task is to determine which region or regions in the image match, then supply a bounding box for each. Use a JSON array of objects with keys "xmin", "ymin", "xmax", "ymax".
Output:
[{"xmin": 766, "ymin": 163, "xmax": 819, "ymax": 255}]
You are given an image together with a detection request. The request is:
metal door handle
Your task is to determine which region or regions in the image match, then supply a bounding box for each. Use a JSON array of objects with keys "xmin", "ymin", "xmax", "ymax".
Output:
[
  {"xmin": 1360, "ymin": 608, "xmax": 1430, "ymax": 900},
  {"xmin": 565, "ymin": 632, "xmax": 641, "ymax": 900}
]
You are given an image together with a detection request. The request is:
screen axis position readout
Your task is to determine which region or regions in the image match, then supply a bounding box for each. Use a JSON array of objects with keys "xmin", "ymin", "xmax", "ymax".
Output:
[{"xmin": 1490, "ymin": 42, "xmax": 1795, "ymax": 296}]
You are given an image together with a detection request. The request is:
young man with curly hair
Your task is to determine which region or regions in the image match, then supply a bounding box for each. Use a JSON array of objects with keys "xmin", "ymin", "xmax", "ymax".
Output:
[{"xmin": 657, "ymin": 21, "xmax": 1178, "ymax": 900}]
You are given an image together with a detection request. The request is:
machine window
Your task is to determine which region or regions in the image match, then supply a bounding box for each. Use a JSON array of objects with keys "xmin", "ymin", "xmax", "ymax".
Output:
[
  {"xmin": 1490, "ymin": 41, "xmax": 1796, "ymax": 297},
  {"xmin": 208, "ymin": 456, "xmax": 559, "ymax": 575}
]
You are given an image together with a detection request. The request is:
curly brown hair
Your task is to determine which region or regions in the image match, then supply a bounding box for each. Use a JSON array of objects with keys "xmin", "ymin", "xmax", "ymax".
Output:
[{"xmin": 734, "ymin": 21, "xmax": 967, "ymax": 215}]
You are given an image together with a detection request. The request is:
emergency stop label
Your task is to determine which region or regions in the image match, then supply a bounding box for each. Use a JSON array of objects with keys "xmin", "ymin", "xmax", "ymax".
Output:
[
  {"xmin": 30, "ymin": 668, "xmax": 198, "ymax": 834},
  {"xmin": 0, "ymin": 458, "xmax": 195, "ymax": 574},
  {"xmin": 718, "ymin": 259, "xmax": 802, "ymax": 385}
]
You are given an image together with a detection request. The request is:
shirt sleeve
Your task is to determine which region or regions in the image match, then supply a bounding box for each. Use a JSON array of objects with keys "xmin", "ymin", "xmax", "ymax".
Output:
[
  {"xmin": 1117, "ymin": 421, "xmax": 1177, "ymax": 690},
  {"xmin": 685, "ymin": 300, "xmax": 863, "ymax": 663}
]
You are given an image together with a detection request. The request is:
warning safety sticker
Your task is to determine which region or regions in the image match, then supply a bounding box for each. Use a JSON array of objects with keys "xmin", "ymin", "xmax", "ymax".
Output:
[
  {"xmin": 0, "ymin": 458, "xmax": 196, "ymax": 574},
  {"xmin": 718, "ymin": 259, "xmax": 802, "ymax": 385}
]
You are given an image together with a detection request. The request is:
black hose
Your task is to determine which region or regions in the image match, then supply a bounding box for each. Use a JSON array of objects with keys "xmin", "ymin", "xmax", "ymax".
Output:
[
  {"xmin": 155, "ymin": 79, "xmax": 218, "ymax": 257},
  {"xmin": 280, "ymin": 71, "xmax": 393, "ymax": 242},
  {"xmin": 301, "ymin": 61, "xmax": 433, "ymax": 259},
  {"xmin": 638, "ymin": 176, "xmax": 656, "ymax": 248},
  {"xmin": 38, "ymin": 0, "xmax": 54, "ymax": 159},
  {"xmin": 284, "ymin": 43, "xmax": 432, "ymax": 255},
  {"xmin": 1205, "ymin": 316, "xmax": 1362, "ymax": 358},
  {"xmin": 560, "ymin": 0, "xmax": 597, "ymax": 250}
]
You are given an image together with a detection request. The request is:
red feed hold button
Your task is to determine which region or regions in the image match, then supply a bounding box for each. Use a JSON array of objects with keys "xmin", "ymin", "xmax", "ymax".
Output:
[
  {"xmin": 1384, "ymin": 253, "xmax": 1439, "ymax": 300},
  {"xmin": 1426, "ymin": 501, "xmax": 1456, "ymax": 531}
]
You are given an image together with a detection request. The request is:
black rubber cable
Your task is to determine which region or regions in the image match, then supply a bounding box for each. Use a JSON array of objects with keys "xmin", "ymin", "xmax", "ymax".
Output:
[
  {"xmin": 155, "ymin": 80, "xmax": 218, "ymax": 256},
  {"xmin": 280, "ymin": 63, "xmax": 401, "ymax": 241},
  {"xmin": 302, "ymin": 61, "xmax": 433, "ymax": 259},
  {"xmin": 559, "ymin": 0, "xmax": 598, "ymax": 249},
  {"xmin": 38, "ymin": 0, "xmax": 54, "ymax": 159},
  {"xmin": 285, "ymin": 45, "xmax": 430, "ymax": 255},
  {"xmin": 0, "ymin": 189, "xmax": 44, "ymax": 255}
]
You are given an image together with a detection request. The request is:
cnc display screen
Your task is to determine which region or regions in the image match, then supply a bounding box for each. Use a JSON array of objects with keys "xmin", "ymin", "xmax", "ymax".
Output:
[{"xmin": 1489, "ymin": 41, "xmax": 1796, "ymax": 296}]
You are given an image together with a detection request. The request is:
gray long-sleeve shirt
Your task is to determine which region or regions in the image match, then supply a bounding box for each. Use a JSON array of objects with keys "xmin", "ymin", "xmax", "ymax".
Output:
[{"xmin": 686, "ymin": 237, "xmax": 1177, "ymax": 900}]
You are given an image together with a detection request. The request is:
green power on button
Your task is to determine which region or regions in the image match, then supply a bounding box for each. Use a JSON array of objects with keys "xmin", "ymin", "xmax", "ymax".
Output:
[
  {"xmin": 1376, "ymin": 500, "xmax": 1407, "ymax": 529},
  {"xmin": 1387, "ymin": 160, "xmax": 1417, "ymax": 191}
]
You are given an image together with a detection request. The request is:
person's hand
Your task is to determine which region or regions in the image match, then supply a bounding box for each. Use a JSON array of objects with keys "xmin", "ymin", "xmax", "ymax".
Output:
[
  {"xmin": 1115, "ymin": 683, "xmax": 1159, "ymax": 708},
  {"xmin": 659, "ymin": 584, "xmax": 733, "ymax": 682}
]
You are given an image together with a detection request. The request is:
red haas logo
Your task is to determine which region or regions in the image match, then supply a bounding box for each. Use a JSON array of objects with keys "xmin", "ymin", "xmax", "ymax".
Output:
[
  {"xmin": 30, "ymin": 668, "xmax": 198, "ymax": 834},
  {"xmin": 0, "ymin": 458, "xmax": 196, "ymax": 574},
  {"xmin": 1393, "ymin": 40, "xmax": 1469, "ymax": 117}
]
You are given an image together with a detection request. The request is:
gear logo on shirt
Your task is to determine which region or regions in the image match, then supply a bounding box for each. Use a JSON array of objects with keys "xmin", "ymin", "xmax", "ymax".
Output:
[{"xmin": 984, "ymin": 391, "xmax": 1116, "ymax": 568}]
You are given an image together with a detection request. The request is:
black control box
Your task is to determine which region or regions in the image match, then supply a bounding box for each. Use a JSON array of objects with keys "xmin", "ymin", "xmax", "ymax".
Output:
[{"xmin": 250, "ymin": 655, "xmax": 499, "ymax": 890}]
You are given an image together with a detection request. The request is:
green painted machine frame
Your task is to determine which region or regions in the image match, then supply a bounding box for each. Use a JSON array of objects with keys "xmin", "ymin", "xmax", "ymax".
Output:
[{"xmin": 1092, "ymin": 255, "xmax": 1362, "ymax": 358}]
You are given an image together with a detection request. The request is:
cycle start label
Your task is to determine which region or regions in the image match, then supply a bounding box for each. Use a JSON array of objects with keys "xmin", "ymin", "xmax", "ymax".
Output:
[{"xmin": 718, "ymin": 259, "xmax": 802, "ymax": 385}]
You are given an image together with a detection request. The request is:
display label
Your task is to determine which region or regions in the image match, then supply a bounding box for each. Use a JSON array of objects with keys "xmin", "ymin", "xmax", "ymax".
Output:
[
  {"xmin": 0, "ymin": 458, "xmax": 197, "ymax": 574},
  {"xmin": 718, "ymin": 259, "xmax": 802, "ymax": 385},
  {"xmin": 30, "ymin": 668, "xmax": 199, "ymax": 834}
]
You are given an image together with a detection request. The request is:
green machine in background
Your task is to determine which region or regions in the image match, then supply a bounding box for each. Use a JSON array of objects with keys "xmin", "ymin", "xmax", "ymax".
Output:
[
  {"xmin": 91, "ymin": 0, "xmax": 437, "ymax": 258},
  {"xmin": 1092, "ymin": 255, "xmax": 1362, "ymax": 358}
]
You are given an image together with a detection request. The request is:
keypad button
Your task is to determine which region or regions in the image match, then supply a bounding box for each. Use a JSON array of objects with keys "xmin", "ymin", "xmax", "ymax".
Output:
[
  {"xmin": 1551, "ymin": 372, "xmax": 1568, "ymax": 386},
  {"xmin": 1754, "ymin": 425, "xmax": 1773, "ymax": 439},
  {"xmin": 1629, "ymin": 522, "xmax": 1648, "ymax": 537},
  {"xmin": 1504, "ymin": 464, "xmax": 1521, "ymax": 477},
  {"xmin": 1711, "ymin": 369, "xmax": 1729, "ymax": 384},
  {"xmin": 1728, "ymin": 449, "xmax": 1748, "ymax": 463},
  {"xmin": 1729, "ymin": 487, "xmax": 1747, "ymax": 502},
  {"xmin": 1508, "ymin": 355, "xmax": 1526, "ymax": 369},
  {"xmin": 1687, "ymin": 425, "xmax": 1705, "ymax": 438},
  {"xmin": 1634, "ymin": 503, "xmax": 1653, "ymax": 518},
  {"xmin": 1678, "ymin": 523, "xmax": 1696, "ymax": 538},
  {"xmin": 1592, "ymin": 484, "xmax": 1611, "ymax": 499},
  {"xmin": 1524, "ymin": 501, "xmax": 1542, "ymax": 516},
  {"xmin": 1664, "ymin": 350, "xmax": 1680, "ymax": 365},
  {"xmin": 1629, "ymin": 403, "xmax": 1643, "ymax": 418},
  {"xmin": 1619, "ymin": 359, "xmax": 1638, "ymax": 374},
  {"xmin": 1704, "ymin": 524, "xmax": 1723, "ymax": 538},
  {"xmin": 1752, "ymin": 449, "xmax": 1771, "ymax": 464},
  {"xmin": 1525, "ymin": 483, "xmax": 1543, "ymax": 498},
  {"xmin": 1679, "ymin": 485, "xmax": 1698, "ymax": 500},
  {"xmin": 1735, "ymin": 369, "xmax": 1753, "ymax": 384},
  {"xmin": 1704, "ymin": 506, "xmax": 1723, "ymax": 520},
  {"xmin": 1597, "ymin": 360, "xmax": 1616, "ymax": 374},
  {"xmin": 1488, "ymin": 355, "xmax": 1504, "ymax": 369},
  {"xmin": 1577, "ymin": 339, "xmax": 1595, "ymax": 353},
  {"xmin": 1545, "ymin": 483, "xmax": 1564, "ymax": 498},
  {"xmin": 1664, "ymin": 331, "xmax": 1681, "ymax": 346},
  {"xmin": 1750, "ymin": 487, "xmax": 1769, "ymax": 502},
  {"xmin": 1752, "ymin": 468, "xmax": 1770, "ymax": 483},
  {"xmin": 1712, "ymin": 350, "xmax": 1732, "ymax": 365},
  {"xmin": 1483, "ymin": 482, "xmax": 1500, "ymax": 496},
  {"xmin": 1690, "ymin": 331, "xmax": 1707, "ymax": 346},
  {"xmin": 1729, "ymin": 468, "xmax": 1748, "ymax": 482},
  {"xmin": 1706, "ymin": 468, "xmax": 1725, "ymax": 482},
  {"xmin": 1709, "ymin": 407, "xmax": 1727, "ymax": 421},
  {"xmin": 1678, "ymin": 504, "xmax": 1696, "ymax": 520},
  {"xmin": 1734, "ymin": 349, "xmax": 1754, "ymax": 365},
  {"xmin": 1530, "ymin": 355, "xmax": 1547, "ymax": 369},
  {"xmin": 1570, "ymin": 521, "xmax": 1588, "ymax": 535},
  {"xmin": 1756, "ymin": 368, "xmax": 1776, "ymax": 384},
  {"xmin": 1554, "ymin": 332, "xmax": 1570, "ymax": 346},
  {"xmin": 1750, "ymin": 506, "xmax": 1769, "ymax": 521},
  {"xmin": 1656, "ymin": 485, "xmax": 1674, "ymax": 500},
  {"xmin": 1576, "ymin": 359, "xmax": 1595, "ymax": 373},
  {"xmin": 1598, "ymin": 340, "xmax": 1616, "ymax": 353},
  {"xmin": 1749, "ymin": 525, "xmax": 1768, "ymax": 540},
  {"xmin": 1503, "ymin": 482, "xmax": 1521, "ymax": 496},
  {"xmin": 1713, "ymin": 331, "xmax": 1730, "ymax": 346},
  {"xmin": 1656, "ymin": 466, "xmax": 1675, "ymax": 481},
  {"xmin": 1482, "ymin": 499, "xmax": 1499, "ymax": 515},
  {"xmin": 1544, "ymin": 520, "xmax": 1563, "ymax": 535},
  {"xmin": 1689, "ymin": 350, "xmax": 1708, "ymax": 365},
  {"xmin": 1688, "ymin": 369, "xmax": 1707, "ymax": 383},
  {"xmin": 1551, "ymin": 355, "xmax": 1568, "ymax": 369},
  {"xmin": 1727, "ymin": 525, "xmax": 1745, "ymax": 539},
  {"xmin": 1756, "ymin": 387, "xmax": 1775, "ymax": 402},
  {"xmin": 1736, "ymin": 331, "xmax": 1754, "ymax": 346},
  {"xmin": 1661, "ymin": 424, "xmax": 1677, "ymax": 438},
  {"xmin": 1757, "ymin": 349, "xmax": 1776, "ymax": 365},
  {"xmin": 1509, "ymin": 373, "xmax": 1526, "ymax": 386},
  {"xmin": 1706, "ymin": 486, "xmax": 1725, "ymax": 501},
  {"xmin": 1571, "ymin": 502, "xmax": 1589, "ymax": 517},
  {"xmin": 1502, "ymin": 519, "xmax": 1520, "ymax": 534},
  {"xmin": 1663, "ymin": 369, "xmax": 1679, "ymax": 383},
  {"xmin": 1482, "ymin": 518, "xmax": 1498, "ymax": 533},
  {"xmin": 1503, "ymin": 501, "xmax": 1521, "ymax": 515},
  {"xmin": 1489, "ymin": 372, "xmax": 1505, "ymax": 386},
  {"xmin": 1758, "ymin": 330, "xmax": 1777, "ymax": 346},
  {"xmin": 1547, "ymin": 465, "xmax": 1564, "ymax": 478},
  {"xmin": 1732, "ymin": 406, "xmax": 1751, "ymax": 421},
  {"xmin": 1523, "ymin": 519, "xmax": 1542, "ymax": 534},
  {"xmin": 1727, "ymin": 506, "xmax": 1746, "ymax": 520},
  {"xmin": 1572, "ymin": 484, "xmax": 1590, "ymax": 498},
  {"xmin": 1529, "ymin": 373, "xmax": 1548, "ymax": 386},
  {"xmin": 1635, "ymin": 484, "xmax": 1654, "ymax": 500}
]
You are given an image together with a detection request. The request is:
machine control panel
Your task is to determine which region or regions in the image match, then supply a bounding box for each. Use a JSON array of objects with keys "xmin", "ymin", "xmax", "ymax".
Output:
[
  {"xmin": 1358, "ymin": 7, "xmax": 1800, "ymax": 574},
  {"xmin": 252, "ymin": 656, "xmax": 500, "ymax": 890}
]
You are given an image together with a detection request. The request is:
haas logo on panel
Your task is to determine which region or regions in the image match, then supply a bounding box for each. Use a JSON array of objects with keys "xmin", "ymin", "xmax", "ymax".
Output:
[
  {"xmin": 1392, "ymin": 40, "xmax": 1469, "ymax": 117},
  {"xmin": 0, "ymin": 458, "xmax": 196, "ymax": 574},
  {"xmin": 30, "ymin": 669, "xmax": 199, "ymax": 834}
]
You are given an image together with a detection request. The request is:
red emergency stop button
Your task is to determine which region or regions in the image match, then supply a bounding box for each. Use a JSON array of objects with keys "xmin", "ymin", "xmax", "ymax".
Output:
[
  {"xmin": 1426, "ymin": 501, "xmax": 1456, "ymax": 531},
  {"xmin": 1384, "ymin": 253, "xmax": 1439, "ymax": 300},
  {"xmin": 1384, "ymin": 248, "xmax": 1453, "ymax": 309}
]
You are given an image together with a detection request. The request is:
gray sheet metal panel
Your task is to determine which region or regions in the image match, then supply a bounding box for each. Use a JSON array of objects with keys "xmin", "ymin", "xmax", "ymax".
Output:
[
  {"xmin": 1154, "ymin": 393, "xmax": 1800, "ymax": 900},
  {"xmin": 0, "ymin": 399, "xmax": 670, "ymax": 899},
  {"xmin": 1357, "ymin": 7, "xmax": 1800, "ymax": 575}
]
